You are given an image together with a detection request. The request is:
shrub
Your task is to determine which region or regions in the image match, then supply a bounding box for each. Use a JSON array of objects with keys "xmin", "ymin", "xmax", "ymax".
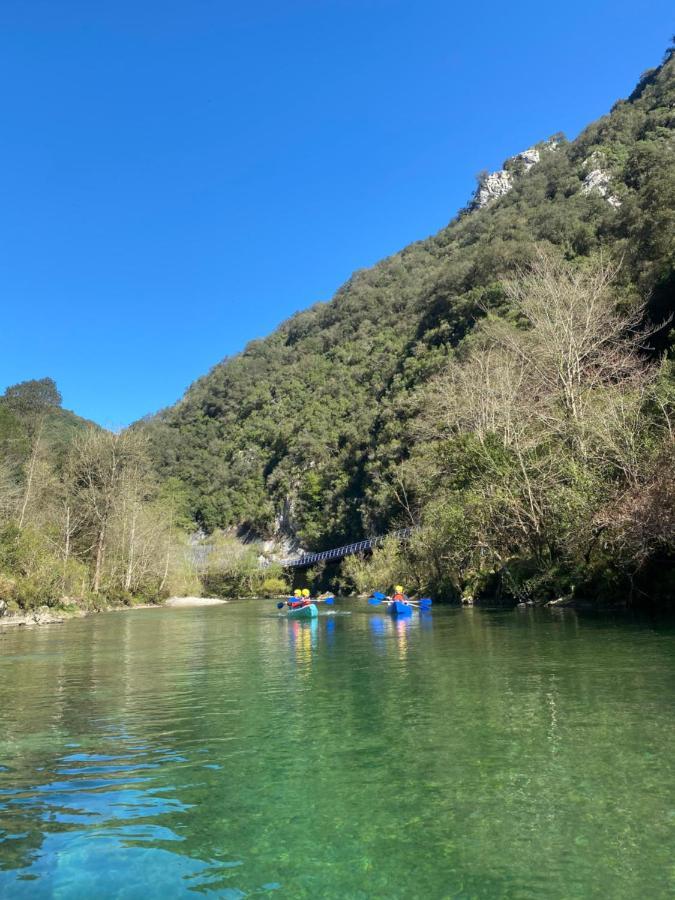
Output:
[
  {"xmin": 0, "ymin": 572, "xmax": 16, "ymax": 602},
  {"xmin": 259, "ymin": 576, "xmax": 289, "ymax": 597},
  {"xmin": 340, "ymin": 537, "xmax": 409, "ymax": 596}
]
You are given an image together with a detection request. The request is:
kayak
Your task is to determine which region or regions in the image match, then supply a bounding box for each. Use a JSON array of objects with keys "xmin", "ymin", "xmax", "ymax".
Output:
[
  {"xmin": 287, "ymin": 602, "xmax": 318, "ymax": 620},
  {"xmin": 387, "ymin": 600, "xmax": 413, "ymax": 617}
]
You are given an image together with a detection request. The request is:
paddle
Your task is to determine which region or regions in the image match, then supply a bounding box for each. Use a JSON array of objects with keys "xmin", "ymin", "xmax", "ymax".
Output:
[
  {"xmin": 399, "ymin": 596, "xmax": 432, "ymax": 609},
  {"xmin": 277, "ymin": 596, "xmax": 334, "ymax": 609},
  {"xmin": 388, "ymin": 593, "xmax": 431, "ymax": 607},
  {"xmin": 367, "ymin": 594, "xmax": 433, "ymax": 609}
]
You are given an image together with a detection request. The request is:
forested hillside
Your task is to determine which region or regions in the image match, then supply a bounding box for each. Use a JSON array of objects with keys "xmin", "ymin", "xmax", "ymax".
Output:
[{"xmin": 145, "ymin": 47, "xmax": 675, "ymax": 604}]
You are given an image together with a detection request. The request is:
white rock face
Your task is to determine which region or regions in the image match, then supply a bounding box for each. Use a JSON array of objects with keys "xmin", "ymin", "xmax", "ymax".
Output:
[
  {"xmin": 471, "ymin": 143, "xmax": 554, "ymax": 210},
  {"xmin": 581, "ymin": 169, "xmax": 621, "ymax": 207},
  {"xmin": 519, "ymin": 147, "xmax": 540, "ymax": 171},
  {"xmin": 474, "ymin": 169, "xmax": 513, "ymax": 208}
]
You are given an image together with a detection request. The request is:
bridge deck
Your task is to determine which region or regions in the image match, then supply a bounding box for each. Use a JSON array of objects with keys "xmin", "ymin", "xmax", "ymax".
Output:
[{"xmin": 279, "ymin": 527, "xmax": 415, "ymax": 568}]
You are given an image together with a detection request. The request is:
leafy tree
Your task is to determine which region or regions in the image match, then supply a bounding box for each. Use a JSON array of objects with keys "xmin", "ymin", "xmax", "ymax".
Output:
[{"xmin": 3, "ymin": 378, "xmax": 62, "ymax": 415}]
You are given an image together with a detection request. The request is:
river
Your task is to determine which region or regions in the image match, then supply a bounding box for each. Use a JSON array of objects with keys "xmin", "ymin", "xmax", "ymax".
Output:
[{"xmin": 1, "ymin": 601, "xmax": 674, "ymax": 898}]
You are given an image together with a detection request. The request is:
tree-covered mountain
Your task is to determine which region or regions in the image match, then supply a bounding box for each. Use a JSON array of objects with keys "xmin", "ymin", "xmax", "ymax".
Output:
[{"xmin": 143, "ymin": 47, "xmax": 675, "ymax": 604}]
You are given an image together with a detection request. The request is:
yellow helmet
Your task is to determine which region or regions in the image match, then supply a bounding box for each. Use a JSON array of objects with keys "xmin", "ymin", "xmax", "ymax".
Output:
[
  {"xmin": 395, "ymin": 585, "xmax": 404, "ymax": 594},
  {"xmin": 293, "ymin": 589, "xmax": 301, "ymax": 597},
  {"xmin": 302, "ymin": 589, "xmax": 310, "ymax": 598}
]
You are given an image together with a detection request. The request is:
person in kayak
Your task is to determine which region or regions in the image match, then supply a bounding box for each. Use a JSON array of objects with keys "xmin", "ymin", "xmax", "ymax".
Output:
[
  {"xmin": 391, "ymin": 585, "xmax": 408, "ymax": 603},
  {"xmin": 288, "ymin": 589, "xmax": 304, "ymax": 610},
  {"xmin": 289, "ymin": 589, "xmax": 312, "ymax": 610}
]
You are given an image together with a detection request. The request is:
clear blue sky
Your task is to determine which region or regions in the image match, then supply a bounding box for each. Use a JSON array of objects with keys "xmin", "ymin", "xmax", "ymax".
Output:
[{"xmin": 1, "ymin": 1, "xmax": 672, "ymax": 426}]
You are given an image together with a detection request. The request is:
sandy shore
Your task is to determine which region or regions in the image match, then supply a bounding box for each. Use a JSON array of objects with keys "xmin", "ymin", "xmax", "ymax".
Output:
[{"xmin": 164, "ymin": 597, "xmax": 228, "ymax": 607}]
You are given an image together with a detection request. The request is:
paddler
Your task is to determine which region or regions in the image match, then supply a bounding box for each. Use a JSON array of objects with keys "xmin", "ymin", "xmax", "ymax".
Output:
[
  {"xmin": 391, "ymin": 585, "xmax": 407, "ymax": 603},
  {"xmin": 288, "ymin": 589, "xmax": 303, "ymax": 610}
]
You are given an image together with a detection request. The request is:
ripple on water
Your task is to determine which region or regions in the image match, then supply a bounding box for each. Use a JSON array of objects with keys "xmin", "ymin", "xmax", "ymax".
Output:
[{"xmin": 0, "ymin": 601, "xmax": 674, "ymax": 898}]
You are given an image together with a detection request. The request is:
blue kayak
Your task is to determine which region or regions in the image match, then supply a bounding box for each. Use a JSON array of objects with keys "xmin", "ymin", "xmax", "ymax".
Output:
[{"xmin": 387, "ymin": 600, "xmax": 413, "ymax": 617}]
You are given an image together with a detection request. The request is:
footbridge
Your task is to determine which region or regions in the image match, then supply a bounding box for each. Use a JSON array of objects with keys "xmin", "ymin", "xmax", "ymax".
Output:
[{"xmin": 279, "ymin": 527, "xmax": 417, "ymax": 569}]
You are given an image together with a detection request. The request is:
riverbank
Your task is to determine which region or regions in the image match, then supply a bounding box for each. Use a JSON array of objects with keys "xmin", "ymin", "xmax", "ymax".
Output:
[
  {"xmin": 0, "ymin": 596, "xmax": 228, "ymax": 628},
  {"xmin": 0, "ymin": 606, "xmax": 77, "ymax": 627},
  {"xmin": 164, "ymin": 597, "xmax": 228, "ymax": 607}
]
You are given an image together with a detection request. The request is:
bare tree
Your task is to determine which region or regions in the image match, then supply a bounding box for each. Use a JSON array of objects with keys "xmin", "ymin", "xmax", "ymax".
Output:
[
  {"xmin": 17, "ymin": 420, "xmax": 45, "ymax": 529},
  {"xmin": 496, "ymin": 252, "xmax": 653, "ymax": 442},
  {"xmin": 68, "ymin": 428, "xmax": 150, "ymax": 593},
  {"xmin": 418, "ymin": 250, "xmax": 667, "ymax": 573},
  {"xmin": 2, "ymin": 378, "xmax": 62, "ymax": 530}
]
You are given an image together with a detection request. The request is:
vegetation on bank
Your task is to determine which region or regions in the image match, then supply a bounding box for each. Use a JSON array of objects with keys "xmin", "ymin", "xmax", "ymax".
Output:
[
  {"xmin": 142, "ymin": 47, "xmax": 675, "ymax": 606},
  {"xmin": 0, "ymin": 379, "xmax": 199, "ymax": 613},
  {"xmin": 199, "ymin": 531, "xmax": 288, "ymax": 598},
  {"xmin": 0, "ymin": 382, "xmax": 291, "ymax": 612},
  {"xmin": 341, "ymin": 254, "xmax": 674, "ymax": 605},
  {"xmin": 2, "ymin": 49, "xmax": 673, "ymax": 609}
]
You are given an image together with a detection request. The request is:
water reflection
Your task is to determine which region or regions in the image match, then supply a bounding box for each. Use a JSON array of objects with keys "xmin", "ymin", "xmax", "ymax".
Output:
[
  {"xmin": 368, "ymin": 614, "xmax": 388, "ymax": 654},
  {"xmin": 284, "ymin": 617, "xmax": 319, "ymax": 671},
  {"xmin": 366, "ymin": 607, "xmax": 433, "ymax": 659},
  {"xmin": 0, "ymin": 603, "xmax": 674, "ymax": 899},
  {"xmin": 393, "ymin": 617, "xmax": 411, "ymax": 659}
]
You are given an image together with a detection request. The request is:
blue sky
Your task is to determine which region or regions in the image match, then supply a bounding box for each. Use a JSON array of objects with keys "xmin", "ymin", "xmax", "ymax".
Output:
[{"xmin": 1, "ymin": 1, "xmax": 672, "ymax": 427}]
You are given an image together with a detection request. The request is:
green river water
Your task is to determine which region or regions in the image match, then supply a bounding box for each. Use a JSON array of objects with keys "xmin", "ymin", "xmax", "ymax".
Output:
[{"xmin": 0, "ymin": 600, "xmax": 674, "ymax": 899}]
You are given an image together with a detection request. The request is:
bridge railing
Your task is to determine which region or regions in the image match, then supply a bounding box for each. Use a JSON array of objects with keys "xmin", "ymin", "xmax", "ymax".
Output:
[{"xmin": 278, "ymin": 527, "xmax": 417, "ymax": 568}]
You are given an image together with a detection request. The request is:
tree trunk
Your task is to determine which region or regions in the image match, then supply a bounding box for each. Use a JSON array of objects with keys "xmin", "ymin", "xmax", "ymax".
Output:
[
  {"xmin": 62, "ymin": 504, "xmax": 71, "ymax": 589},
  {"xmin": 93, "ymin": 525, "xmax": 106, "ymax": 594},
  {"xmin": 159, "ymin": 550, "xmax": 170, "ymax": 593},
  {"xmin": 18, "ymin": 422, "xmax": 44, "ymax": 529},
  {"xmin": 124, "ymin": 509, "xmax": 137, "ymax": 591}
]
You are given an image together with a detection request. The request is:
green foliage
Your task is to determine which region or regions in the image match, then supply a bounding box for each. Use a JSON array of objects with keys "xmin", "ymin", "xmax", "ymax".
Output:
[
  {"xmin": 0, "ymin": 404, "xmax": 29, "ymax": 463},
  {"xmin": 341, "ymin": 537, "xmax": 410, "ymax": 596},
  {"xmin": 0, "ymin": 572, "xmax": 17, "ymax": 602},
  {"xmin": 3, "ymin": 378, "xmax": 62, "ymax": 414},
  {"xmin": 201, "ymin": 531, "xmax": 288, "ymax": 597},
  {"xmin": 259, "ymin": 576, "xmax": 289, "ymax": 597},
  {"xmin": 5, "ymin": 51, "xmax": 672, "ymax": 609},
  {"xmin": 0, "ymin": 390, "xmax": 200, "ymax": 611},
  {"xmin": 155, "ymin": 476, "xmax": 195, "ymax": 532},
  {"xmin": 142, "ymin": 53, "xmax": 674, "ymax": 595},
  {"xmin": 0, "ymin": 523, "xmax": 85, "ymax": 609}
]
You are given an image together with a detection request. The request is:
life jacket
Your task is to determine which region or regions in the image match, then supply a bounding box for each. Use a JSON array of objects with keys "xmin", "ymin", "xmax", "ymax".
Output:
[{"xmin": 392, "ymin": 592, "xmax": 405, "ymax": 602}]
